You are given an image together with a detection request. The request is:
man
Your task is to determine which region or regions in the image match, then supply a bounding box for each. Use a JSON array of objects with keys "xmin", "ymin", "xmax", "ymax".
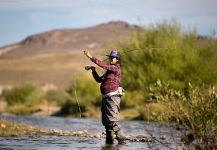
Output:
[{"xmin": 83, "ymin": 50, "xmax": 126, "ymax": 144}]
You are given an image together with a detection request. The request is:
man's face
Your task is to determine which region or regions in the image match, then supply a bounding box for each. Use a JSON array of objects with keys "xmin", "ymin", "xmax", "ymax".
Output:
[{"xmin": 109, "ymin": 57, "xmax": 118, "ymax": 64}]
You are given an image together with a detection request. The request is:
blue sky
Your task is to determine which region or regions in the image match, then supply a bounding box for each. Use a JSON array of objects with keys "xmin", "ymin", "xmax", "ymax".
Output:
[{"xmin": 0, "ymin": 0, "xmax": 217, "ymax": 47}]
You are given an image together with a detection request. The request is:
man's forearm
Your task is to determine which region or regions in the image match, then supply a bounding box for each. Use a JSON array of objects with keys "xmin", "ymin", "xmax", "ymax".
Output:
[
  {"xmin": 92, "ymin": 69, "xmax": 102, "ymax": 83},
  {"xmin": 83, "ymin": 51, "xmax": 93, "ymax": 59},
  {"xmin": 91, "ymin": 57, "xmax": 117, "ymax": 72}
]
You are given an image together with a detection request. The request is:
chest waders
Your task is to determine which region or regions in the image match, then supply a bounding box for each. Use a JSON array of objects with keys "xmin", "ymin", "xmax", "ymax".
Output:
[{"xmin": 101, "ymin": 94, "xmax": 126, "ymax": 144}]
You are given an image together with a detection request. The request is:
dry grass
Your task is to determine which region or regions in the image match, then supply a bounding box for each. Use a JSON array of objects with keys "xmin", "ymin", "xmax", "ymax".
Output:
[
  {"xmin": 0, "ymin": 100, "xmax": 7, "ymax": 114},
  {"xmin": 134, "ymin": 102, "xmax": 172, "ymax": 122},
  {"xmin": 0, "ymin": 119, "xmax": 43, "ymax": 136},
  {"xmin": 0, "ymin": 50, "xmax": 104, "ymax": 88},
  {"xmin": 121, "ymin": 108, "xmax": 139, "ymax": 120}
]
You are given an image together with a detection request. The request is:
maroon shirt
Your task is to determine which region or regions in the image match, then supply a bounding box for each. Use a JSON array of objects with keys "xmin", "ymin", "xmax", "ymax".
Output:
[{"xmin": 91, "ymin": 57, "xmax": 121, "ymax": 94}]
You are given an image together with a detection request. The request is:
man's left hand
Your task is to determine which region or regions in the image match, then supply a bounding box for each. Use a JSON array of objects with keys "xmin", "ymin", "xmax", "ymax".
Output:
[{"xmin": 83, "ymin": 50, "xmax": 93, "ymax": 59}]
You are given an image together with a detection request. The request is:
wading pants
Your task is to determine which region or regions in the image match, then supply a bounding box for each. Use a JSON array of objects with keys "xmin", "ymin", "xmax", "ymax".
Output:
[{"xmin": 101, "ymin": 95, "xmax": 124, "ymax": 144}]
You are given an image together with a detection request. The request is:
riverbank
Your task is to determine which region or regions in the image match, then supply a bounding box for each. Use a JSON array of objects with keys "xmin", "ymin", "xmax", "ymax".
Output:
[
  {"xmin": 0, "ymin": 118, "xmax": 156, "ymax": 143},
  {"xmin": 0, "ymin": 115, "xmax": 185, "ymax": 149},
  {"xmin": 0, "ymin": 119, "xmax": 44, "ymax": 137},
  {"xmin": 0, "ymin": 119, "xmax": 103, "ymax": 138}
]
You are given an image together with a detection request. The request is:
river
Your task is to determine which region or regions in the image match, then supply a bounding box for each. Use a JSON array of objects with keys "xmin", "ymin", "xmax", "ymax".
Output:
[{"xmin": 0, "ymin": 115, "xmax": 186, "ymax": 150}]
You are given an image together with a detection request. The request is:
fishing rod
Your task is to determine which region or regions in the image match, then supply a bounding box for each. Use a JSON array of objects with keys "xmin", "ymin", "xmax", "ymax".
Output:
[
  {"xmin": 73, "ymin": 75, "xmax": 82, "ymax": 118},
  {"xmin": 145, "ymin": 104, "xmax": 176, "ymax": 150},
  {"xmin": 144, "ymin": 127, "xmax": 176, "ymax": 150},
  {"xmin": 120, "ymin": 47, "xmax": 174, "ymax": 54},
  {"xmin": 84, "ymin": 47, "xmax": 174, "ymax": 70}
]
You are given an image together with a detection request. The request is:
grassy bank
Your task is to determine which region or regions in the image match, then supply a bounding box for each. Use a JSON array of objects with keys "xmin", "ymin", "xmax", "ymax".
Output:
[{"xmin": 0, "ymin": 119, "xmax": 46, "ymax": 137}]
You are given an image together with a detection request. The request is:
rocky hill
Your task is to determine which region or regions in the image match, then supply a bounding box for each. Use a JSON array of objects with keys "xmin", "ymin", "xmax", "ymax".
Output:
[
  {"xmin": 0, "ymin": 21, "xmax": 140, "ymax": 88},
  {"xmin": 0, "ymin": 21, "xmax": 139, "ymax": 58}
]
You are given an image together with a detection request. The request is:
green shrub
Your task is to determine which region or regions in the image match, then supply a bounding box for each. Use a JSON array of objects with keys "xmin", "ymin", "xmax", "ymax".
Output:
[
  {"xmin": 135, "ymin": 102, "xmax": 171, "ymax": 122},
  {"xmin": 45, "ymin": 89, "xmax": 71, "ymax": 106},
  {"xmin": 109, "ymin": 20, "xmax": 217, "ymax": 91},
  {"xmin": 106, "ymin": 20, "xmax": 217, "ymax": 148},
  {"xmin": 169, "ymin": 85, "xmax": 217, "ymax": 149},
  {"xmin": 57, "ymin": 99, "xmax": 86, "ymax": 117},
  {"xmin": 3, "ymin": 84, "xmax": 40, "ymax": 106},
  {"xmin": 6, "ymin": 103, "xmax": 38, "ymax": 115},
  {"xmin": 120, "ymin": 91, "xmax": 144, "ymax": 109},
  {"xmin": 147, "ymin": 81, "xmax": 217, "ymax": 149},
  {"xmin": 67, "ymin": 77, "xmax": 100, "ymax": 106}
]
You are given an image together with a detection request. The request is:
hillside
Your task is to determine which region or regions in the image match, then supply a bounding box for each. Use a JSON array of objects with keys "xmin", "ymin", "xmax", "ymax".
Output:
[
  {"xmin": 0, "ymin": 21, "xmax": 139, "ymax": 88},
  {"xmin": 0, "ymin": 21, "xmax": 139, "ymax": 58}
]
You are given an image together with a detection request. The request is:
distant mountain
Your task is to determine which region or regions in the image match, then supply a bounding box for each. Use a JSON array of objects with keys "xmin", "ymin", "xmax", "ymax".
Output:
[
  {"xmin": 0, "ymin": 21, "xmax": 141, "ymax": 88},
  {"xmin": 0, "ymin": 21, "xmax": 140, "ymax": 58}
]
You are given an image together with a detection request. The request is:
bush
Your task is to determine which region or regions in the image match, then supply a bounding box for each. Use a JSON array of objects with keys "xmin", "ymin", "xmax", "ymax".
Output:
[
  {"xmin": 67, "ymin": 76, "xmax": 100, "ymax": 106},
  {"xmin": 120, "ymin": 91, "xmax": 144, "ymax": 109},
  {"xmin": 147, "ymin": 81, "xmax": 217, "ymax": 149},
  {"xmin": 110, "ymin": 20, "xmax": 217, "ymax": 91},
  {"xmin": 57, "ymin": 99, "xmax": 86, "ymax": 117},
  {"xmin": 45, "ymin": 89, "xmax": 71, "ymax": 106},
  {"xmin": 6, "ymin": 103, "xmax": 38, "ymax": 115},
  {"xmin": 135, "ymin": 102, "xmax": 172, "ymax": 122},
  {"xmin": 107, "ymin": 20, "xmax": 217, "ymax": 148},
  {"xmin": 3, "ymin": 84, "xmax": 40, "ymax": 106}
]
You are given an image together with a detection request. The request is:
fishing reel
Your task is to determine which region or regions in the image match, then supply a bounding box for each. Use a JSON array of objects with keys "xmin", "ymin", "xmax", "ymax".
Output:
[{"xmin": 85, "ymin": 66, "xmax": 95, "ymax": 71}]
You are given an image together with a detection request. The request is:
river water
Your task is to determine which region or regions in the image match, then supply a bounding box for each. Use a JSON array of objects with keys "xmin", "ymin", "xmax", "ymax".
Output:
[{"xmin": 0, "ymin": 115, "xmax": 186, "ymax": 150}]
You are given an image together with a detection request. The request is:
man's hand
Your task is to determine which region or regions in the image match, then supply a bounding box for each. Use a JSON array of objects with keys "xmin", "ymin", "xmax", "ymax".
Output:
[
  {"xmin": 85, "ymin": 66, "xmax": 95, "ymax": 71},
  {"xmin": 83, "ymin": 51, "xmax": 93, "ymax": 59}
]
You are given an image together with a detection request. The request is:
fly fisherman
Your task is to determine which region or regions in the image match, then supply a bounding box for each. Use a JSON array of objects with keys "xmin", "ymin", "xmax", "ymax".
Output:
[{"xmin": 83, "ymin": 50, "xmax": 126, "ymax": 144}]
